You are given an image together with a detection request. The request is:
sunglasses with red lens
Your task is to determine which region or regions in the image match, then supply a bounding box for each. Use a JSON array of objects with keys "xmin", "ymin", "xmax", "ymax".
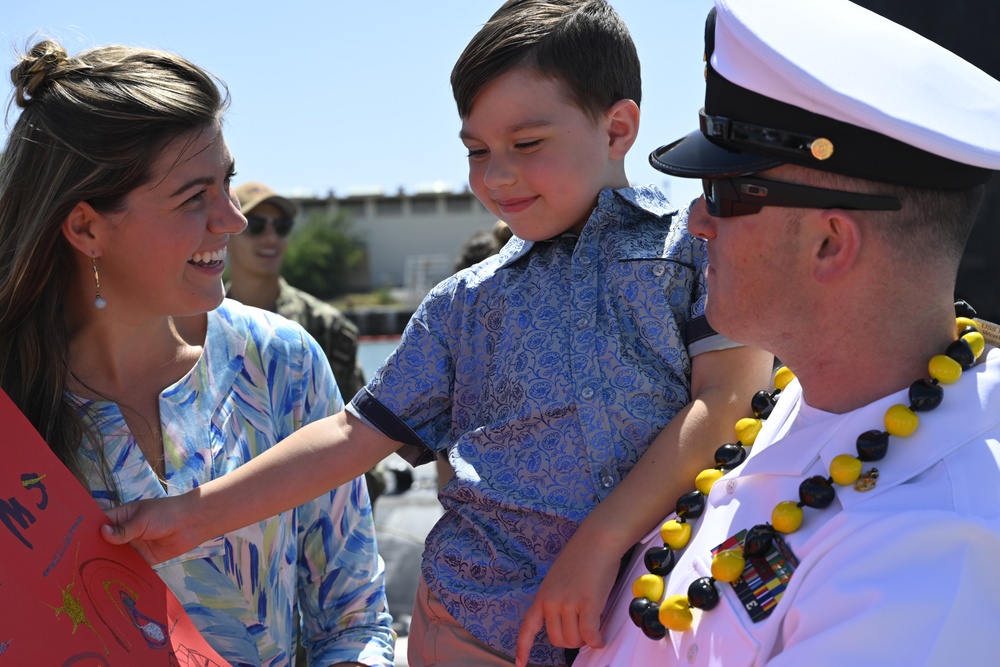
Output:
[
  {"xmin": 245, "ymin": 214, "xmax": 294, "ymax": 237},
  {"xmin": 702, "ymin": 176, "xmax": 902, "ymax": 218}
]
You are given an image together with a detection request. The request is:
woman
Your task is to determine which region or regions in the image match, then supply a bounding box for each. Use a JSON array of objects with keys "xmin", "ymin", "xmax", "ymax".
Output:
[{"xmin": 0, "ymin": 40, "xmax": 394, "ymax": 667}]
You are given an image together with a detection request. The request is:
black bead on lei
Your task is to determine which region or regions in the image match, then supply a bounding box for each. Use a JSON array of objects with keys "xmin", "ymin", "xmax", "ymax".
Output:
[
  {"xmin": 742, "ymin": 523, "xmax": 776, "ymax": 559},
  {"xmin": 687, "ymin": 577, "xmax": 720, "ymax": 610},
  {"xmin": 676, "ymin": 490, "xmax": 706, "ymax": 520},
  {"xmin": 644, "ymin": 546, "xmax": 676, "ymax": 577},
  {"xmin": 798, "ymin": 476, "xmax": 836, "ymax": 509},
  {"xmin": 946, "ymin": 338, "xmax": 976, "ymax": 369},
  {"xmin": 908, "ymin": 379, "xmax": 943, "ymax": 412},
  {"xmin": 954, "ymin": 300, "xmax": 977, "ymax": 319},
  {"xmin": 750, "ymin": 390, "xmax": 777, "ymax": 419},
  {"xmin": 856, "ymin": 430, "xmax": 889, "ymax": 461},
  {"xmin": 640, "ymin": 605, "xmax": 667, "ymax": 639},
  {"xmin": 715, "ymin": 443, "xmax": 747, "ymax": 470},
  {"xmin": 629, "ymin": 597, "xmax": 657, "ymax": 626}
]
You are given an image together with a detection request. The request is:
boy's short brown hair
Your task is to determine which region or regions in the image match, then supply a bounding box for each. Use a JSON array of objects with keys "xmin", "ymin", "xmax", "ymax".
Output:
[{"xmin": 451, "ymin": 0, "xmax": 641, "ymax": 121}]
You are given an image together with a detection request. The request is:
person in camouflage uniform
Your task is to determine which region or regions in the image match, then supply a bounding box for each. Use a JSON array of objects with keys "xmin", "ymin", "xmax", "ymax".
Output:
[
  {"xmin": 275, "ymin": 282, "xmax": 367, "ymax": 399},
  {"xmin": 228, "ymin": 181, "xmax": 386, "ymax": 505}
]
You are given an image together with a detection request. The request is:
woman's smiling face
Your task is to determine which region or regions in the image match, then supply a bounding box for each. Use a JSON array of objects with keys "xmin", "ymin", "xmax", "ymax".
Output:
[{"xmin": 98, "ymin": 123, "xmax": 246, "ymax": 319}]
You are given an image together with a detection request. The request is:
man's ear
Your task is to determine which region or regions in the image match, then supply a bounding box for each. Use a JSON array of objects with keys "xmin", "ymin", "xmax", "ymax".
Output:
[
  {"xmin": 62, "ymin": 201, "xmax": 109, "ymax": 257},
  {"xmin": 809, "ymin": 209, "xmax": 862, "ymax": 284},
  {"xmin": 605, "ymin": 98, "xmax": 640, "ymax": 159}
]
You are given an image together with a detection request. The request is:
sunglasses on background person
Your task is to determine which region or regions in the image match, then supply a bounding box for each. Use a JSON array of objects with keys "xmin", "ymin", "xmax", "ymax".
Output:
[
  {"xmin": 244, "ymin": 214, "xmax": 294, "ymax": 237},
  {"xmin": 702, "ymin": 176, "xmax": 902, "ymax": 218}
]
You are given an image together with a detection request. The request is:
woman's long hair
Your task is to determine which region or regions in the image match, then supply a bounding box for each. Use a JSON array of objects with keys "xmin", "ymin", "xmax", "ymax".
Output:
[{"xmin": 0, "ymin": 39, "xmax": 229, "ymax": 499}]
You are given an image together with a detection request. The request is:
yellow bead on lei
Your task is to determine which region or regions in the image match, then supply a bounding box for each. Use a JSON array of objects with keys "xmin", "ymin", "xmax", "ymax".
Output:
[
  {"xmin": 928, "ymin": 355, "xmax": 962, "ymax": 384},
  {"xmin": 963, "ymin": 331, "xmax": 985, "ymax": 359},
  {"xmin": 772, "ymin": 501, "xmax": 803, "ymax": 534},
  {"xmin": 774, "ymin": 366, "xmax": 795, "ymax": 391},
  {"xmin": 660, "ymin": 519, "xmax": 692, "ymax": 550},
  {"xmin": 829, "ymin": 454, "xmax": 863, "ymax": 485},
  {"xmin": 884, "ymin": 404, "xmax": 919, "ymax": 437},
  {"xmin": 735, "ymin": 417, "xmax": 762, "ymax": 446},
  {"xmin": 711, "ymin": 549, "xmax": 746, "ymax": 583},
  {"xmin": 695, "ymin": 468, "xmax": 724, "ymax": 495},
  {"xmin": 658, "ymin": 595, "xmax": 694, "ymax": 632},
  {"xmin": 632, "ymin": 573, "xmax": 664, "ymax": 602},
  {"xmin": 956, "ymin": 316, "xmax": 978, "ymax": 333}
]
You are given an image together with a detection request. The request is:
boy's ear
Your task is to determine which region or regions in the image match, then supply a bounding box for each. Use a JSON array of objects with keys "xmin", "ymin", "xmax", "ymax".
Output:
[
  {"xmin": 605, "ymin": 98, "xmax": 640, "ymax": 160},
  {"xmin": 62, "ymin": 201, "xmax": 110, "ymax": 257}
]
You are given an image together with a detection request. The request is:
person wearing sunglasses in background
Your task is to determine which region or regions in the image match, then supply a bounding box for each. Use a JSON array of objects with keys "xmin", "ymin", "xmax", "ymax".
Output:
[
  {"xmin": 229, "ymin": 183, "xmax": 366, "ymax": 408},
  {"xmin": 228, "ymin": 182, "xmax": 389, "ymax": 512}
]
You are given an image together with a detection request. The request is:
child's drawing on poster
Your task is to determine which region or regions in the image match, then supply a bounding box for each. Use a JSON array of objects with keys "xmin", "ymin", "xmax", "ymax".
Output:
[{"xmin": 0, "ymin": 389, "xmax": 230, "ymax": 666}]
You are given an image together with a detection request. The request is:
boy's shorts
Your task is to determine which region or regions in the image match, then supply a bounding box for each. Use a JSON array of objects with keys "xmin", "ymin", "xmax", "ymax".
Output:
[{"xmin": 408, "ymin": 575, "xmax": 568, "ymax": 667}]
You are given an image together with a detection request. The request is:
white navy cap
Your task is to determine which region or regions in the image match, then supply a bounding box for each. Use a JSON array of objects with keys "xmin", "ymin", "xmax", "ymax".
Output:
[{"xmin": 651, "ymin": 0, "xmax": 1000, "ymax": 189}]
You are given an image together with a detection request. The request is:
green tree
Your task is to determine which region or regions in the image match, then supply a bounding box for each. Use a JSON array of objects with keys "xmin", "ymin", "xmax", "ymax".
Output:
[{"xmin": 282, "ymin": 209, "xmax": 364, "ymax": 299}]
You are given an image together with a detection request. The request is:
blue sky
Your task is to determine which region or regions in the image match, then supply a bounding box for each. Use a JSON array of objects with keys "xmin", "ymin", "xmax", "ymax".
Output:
[{"xmin": 3, "ymin": 0, "xmax": 714, "ymax": 208}]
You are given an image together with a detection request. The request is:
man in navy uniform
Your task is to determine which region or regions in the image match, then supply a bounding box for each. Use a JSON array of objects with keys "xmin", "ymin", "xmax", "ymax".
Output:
[{"xmin": 573, "ymin": 0, "xmax": 1000, "ymax": 664}]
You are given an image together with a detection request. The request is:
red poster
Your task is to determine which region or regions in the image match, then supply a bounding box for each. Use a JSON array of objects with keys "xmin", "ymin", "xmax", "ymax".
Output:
[{"xmin": 0, "ymin": 389, "xmax": 231, "ymax": 666}]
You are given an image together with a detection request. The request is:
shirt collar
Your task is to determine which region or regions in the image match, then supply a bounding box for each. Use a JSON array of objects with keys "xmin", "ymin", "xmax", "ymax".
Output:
[
  {"xmin": 160, "ymin": 301, "xmax": 248, "ymax": 419},
  {"xmin": 496, "ymin": 185, "xmax": 677, "ymax": 269},
  {"xmin": 741, "ymin": 346, "xmax": 1000, "ymax": 508}
]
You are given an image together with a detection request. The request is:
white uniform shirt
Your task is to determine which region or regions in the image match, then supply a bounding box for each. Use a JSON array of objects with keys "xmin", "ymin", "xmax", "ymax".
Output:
[{"xmin": 578, "ymin": 346, "xmax": 1000, "ymax": 667}]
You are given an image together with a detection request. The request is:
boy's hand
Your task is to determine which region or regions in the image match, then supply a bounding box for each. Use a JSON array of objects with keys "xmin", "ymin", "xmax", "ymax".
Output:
[
  {"xmin": 515, "ymin": 537, "xmax": 620, "ymax": 667},
  {"xmin": 101, "ymin": 494, "xmax": 201, "ymax": 565}
]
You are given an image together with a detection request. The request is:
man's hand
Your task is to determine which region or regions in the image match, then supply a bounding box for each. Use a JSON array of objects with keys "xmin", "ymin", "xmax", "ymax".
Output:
[
  {"xmin": 101, "ymin": 494, "xmax": 202, "ymax": 565},
  {"xmin": 515, "ymin": 537, "xmax": 622, "ymax": 667}
]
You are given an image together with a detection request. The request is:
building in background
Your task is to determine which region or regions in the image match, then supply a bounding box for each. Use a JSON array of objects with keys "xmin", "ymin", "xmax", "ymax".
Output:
[{"xmin": 293, "ymin": 186, "xmax": 498, "ymax": 303}]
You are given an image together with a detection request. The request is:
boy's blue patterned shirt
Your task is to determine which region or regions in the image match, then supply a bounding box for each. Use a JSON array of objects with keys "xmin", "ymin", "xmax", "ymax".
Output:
[{"xmin": 352, "ymin": 188, "xmax": 730, "ymax": 665}]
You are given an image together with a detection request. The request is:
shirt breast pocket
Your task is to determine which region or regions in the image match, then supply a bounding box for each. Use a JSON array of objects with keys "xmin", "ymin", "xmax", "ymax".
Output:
[
  {"xmin": 682, "ymin": 555, "xmax": 761, "ymax": 666},
  {"xmin": 613, "ymin": 257, "xmax": 696, "ymax": 361}
]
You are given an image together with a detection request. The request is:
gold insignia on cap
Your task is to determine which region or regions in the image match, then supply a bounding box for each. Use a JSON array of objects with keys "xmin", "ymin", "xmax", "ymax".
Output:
[{"xmin": 810, "ymin": 138, "xmax": 834, "ymax": 161}]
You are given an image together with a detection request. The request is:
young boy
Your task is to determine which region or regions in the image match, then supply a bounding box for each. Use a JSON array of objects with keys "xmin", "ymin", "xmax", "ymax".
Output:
[{"xmin": 105, "ymin": 1, "xmax": 772, "ymax": 665}]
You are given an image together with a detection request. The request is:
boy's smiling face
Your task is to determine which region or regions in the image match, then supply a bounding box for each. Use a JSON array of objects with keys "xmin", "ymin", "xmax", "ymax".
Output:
[{"xmin": 460, "ymin": 67, "xmax": 633, "ymax": 241}]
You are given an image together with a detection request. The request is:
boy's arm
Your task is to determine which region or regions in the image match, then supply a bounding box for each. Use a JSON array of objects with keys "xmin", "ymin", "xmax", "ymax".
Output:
[
  {"xmin": 515, "ymin": 345, "xmax": 774, "ymax": 667},
  {"xmin": 102, "ymin": 410, "xmax": 402, "ymax": 564}
]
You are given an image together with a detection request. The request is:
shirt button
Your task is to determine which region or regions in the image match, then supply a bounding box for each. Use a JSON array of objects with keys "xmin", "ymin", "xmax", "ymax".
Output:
[
  {"xmin": 726, "ymin": 479, "xmax": 737, "ymax": 494},
  {"xmin": 687, "ymin": 643, "xmax": 699, "ymax": 663},
  {"xmin": 577, "ymin": 316, "xmax": 589, "ymax": 329},
  {"xmin": 581, "ymin": 387, "xmax": 595, "ymax": 400},
  {"xmin": 653, "ymin": 264, "xmax": 666, "ymax": 277},
  {"xmin": 580, "ymin": 255, "xmax": 592, "ymax": 266},
  {"xmin": 601, "ymin": 474, "xmax": 615, "ymax": 488}
]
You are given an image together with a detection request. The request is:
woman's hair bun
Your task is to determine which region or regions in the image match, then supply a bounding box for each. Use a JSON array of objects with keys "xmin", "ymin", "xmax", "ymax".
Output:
[{"xmin": 10, "ymin": 39, "xmax": 83, "ymax": 108}]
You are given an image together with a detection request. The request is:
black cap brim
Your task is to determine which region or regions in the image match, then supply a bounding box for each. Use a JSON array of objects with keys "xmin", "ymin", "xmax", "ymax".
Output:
[{"xmin": 648, "ymin": 129, "xmax": 783, "ymax": 179}]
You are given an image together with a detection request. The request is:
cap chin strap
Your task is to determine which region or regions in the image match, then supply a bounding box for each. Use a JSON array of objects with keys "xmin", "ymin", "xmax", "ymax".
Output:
[
  {"xmin": 700, "ymin": 67, "xmax": 992, "ymax": 189},
  {"xmin": 700, "ymin": 110, "xmax": 834, "ymax": 164}
]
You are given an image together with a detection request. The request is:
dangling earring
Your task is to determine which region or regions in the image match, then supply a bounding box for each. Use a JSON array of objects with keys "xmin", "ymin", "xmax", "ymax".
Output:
[{"xmin": 92, "ymin": 253, "xmax": 107, "ymax": 309}]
